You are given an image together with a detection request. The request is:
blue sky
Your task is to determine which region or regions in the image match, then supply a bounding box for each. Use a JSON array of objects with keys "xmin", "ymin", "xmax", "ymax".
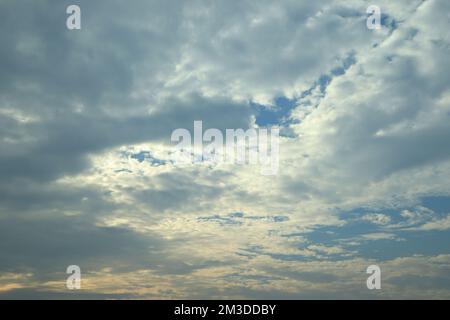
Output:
[{"xmin": 0, "ymin": 0, "xmax": 449, "ymax": 299}]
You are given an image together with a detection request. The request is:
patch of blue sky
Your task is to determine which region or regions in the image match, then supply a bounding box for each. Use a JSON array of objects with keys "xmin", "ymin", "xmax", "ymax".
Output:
[
  {"xmin": 229, "ymin": 197, "xmax": 450, "ymax": 262},
  {"xmin": 128, "ymin": 150, "xmax": 167, "ymax": 166},
  {"xmin": 295, "ymin": 196, "xmax": 450, "ymax": 261},
  {"xmin": 252, "ymin": 53, "xmax": 356, "ymax": 129},
  {"xmin": 331, "ymin": 53, "xmax": 356, "ymax": 77},
  {"xmin": 380, "ymin": 13, "xmax": 399, "ymax": 31},
  {"xmin": 355, "ymin": 230, "xmax": 450, "ymax": 261},
  {"xmin": 199, "ymin": 212, "xmax": 290, "ymax": 226},
  {"xmin": 421, "ymin": 196, "xmax": 450, "ymax": 215},
  {"xmin": 198, "ymin": 214, "xmax": 243, "ymax": 226},
  {"xmin": 251, "ymin": 98, "xmax": 296, "ymax": 127}
]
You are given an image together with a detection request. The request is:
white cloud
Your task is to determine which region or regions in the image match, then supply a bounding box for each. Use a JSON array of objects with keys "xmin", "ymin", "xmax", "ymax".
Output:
[
  {"xmin": 361, "ymin": 213, "xmax": 392, "ymax": 225},
  {"xmin": 407, "ymin": 214, "xmax": 450, "ymax": 231},
  {"xmin": 1, "ymin": 0, "xmax": 450, "ymax": 298}
]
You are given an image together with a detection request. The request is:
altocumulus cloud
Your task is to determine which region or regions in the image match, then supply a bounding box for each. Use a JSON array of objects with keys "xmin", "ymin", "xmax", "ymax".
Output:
[{"xmin": 0, "ymin": 0, "xmax": 450, "ymax": 299}]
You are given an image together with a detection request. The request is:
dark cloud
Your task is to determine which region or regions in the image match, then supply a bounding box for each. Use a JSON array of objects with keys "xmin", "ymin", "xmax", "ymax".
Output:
[
  {"xmin": 1, "ymin": 0, "xmax": 450, "ymax": 299},
  {"xmin": 0, "ymin": 215, "xmax": 160, "ymax": 277}
]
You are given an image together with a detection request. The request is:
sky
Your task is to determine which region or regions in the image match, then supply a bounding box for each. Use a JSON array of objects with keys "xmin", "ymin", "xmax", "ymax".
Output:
[{"xmin": 0, "ymin": 0, "xmax": 450, "ymax": 299}]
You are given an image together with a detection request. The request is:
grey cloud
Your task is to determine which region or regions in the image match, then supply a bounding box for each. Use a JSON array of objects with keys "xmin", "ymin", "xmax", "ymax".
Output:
[
  {"xmin": 0, "ymin": 215, "xmax": 159, "ymax": 277},
  {"xmin": 1, "ymin": 0, "xmax": 253, "ymax": 184},
  {"xmin": 1, "ymin": 0, "xmax": 450, "ymax": 299},
  {"xmin": 0, "ymin": 93, "xmax": 252, "ymax": 182}
]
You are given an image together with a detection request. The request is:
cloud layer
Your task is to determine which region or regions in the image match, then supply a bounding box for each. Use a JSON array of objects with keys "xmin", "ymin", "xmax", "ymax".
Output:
[{"xmin": 0, "ymin": 0, "xmax": 450, "ymax": 299}]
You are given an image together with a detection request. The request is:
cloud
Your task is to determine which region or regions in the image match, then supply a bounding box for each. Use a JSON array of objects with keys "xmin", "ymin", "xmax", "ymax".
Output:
[
  {"xmin": 361, "ymin": 213, "xmax": 392, "ymax": 225},
  {"xmin": 406, "ymin": 215, "xmax": 450, "ymax": 231},
  {"xmin": 0, "ymin": 0, "xmax": 450, "ymax": 299}
]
